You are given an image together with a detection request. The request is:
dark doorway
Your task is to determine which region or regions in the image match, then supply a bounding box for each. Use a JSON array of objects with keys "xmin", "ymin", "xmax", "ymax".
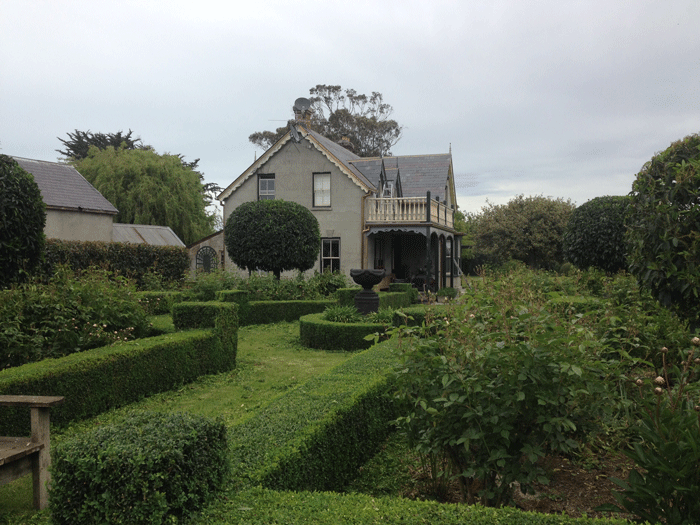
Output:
[{"xmin": 393, "ymin": 237, "xmax": 405, "ymax": 279}]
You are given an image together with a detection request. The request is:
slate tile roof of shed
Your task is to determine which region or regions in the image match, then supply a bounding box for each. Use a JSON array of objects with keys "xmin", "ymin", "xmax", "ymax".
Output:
[
  {"xmin": 349, "ymin": 154, "xmax": 452, "ymax": 201},
  {"xmin": 112, "ymin": 223, "xmax": 185, "ymax": 247},
  {"xmin": 12, "ymin": 156, "xmax": 118, "ymax": 214}
]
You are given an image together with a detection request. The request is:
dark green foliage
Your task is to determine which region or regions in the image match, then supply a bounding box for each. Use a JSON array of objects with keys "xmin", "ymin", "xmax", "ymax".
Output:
[
  {"xmin": 563, "ymin": 195, "xmax": 629, "ymax": 273},
  {"xmin": 0, "ymin": 267, "xmax": 150, "ymax": 369},
  {"xmin": 391, "ymin": 305, "xmax": 451, "ymax": 328},
  {"xmin": 473, "ymin": 194, "xmax": 576, "ymax": 269},
  {"xmin": 224, "ymin": 200, "xmax": 320, "ymax": 279},
  {"xmin": 134, "ymin": 291, "xmax": 184, "ymax": 315},
  {"xmin": 0, "ymin": 155, "xmax": 46, "ymax": 288},
  {"xmin": 200, "ymin": 487, "xmax": 633, "ymax": 525},
  {"xmin": 227, "ymin": 341, "xmax": 398, "ymax": 492},
  {"xmin": 436, "ymin": 286, "xmax": 458, "ymax": 299},
  {"xmin": 324, "ymin": 305, "xmax": 363, "ymax": 323},
  {"xmin": 389, "ymin": 282, "xmax": 419, "ymax": 303},
  {"xmin": 299, "ymin": 313, "xmax": 387, "ymax": 350},
  {"xmin": 172, "ymin": 301, "xmax": 238, "ymax": 330},
  {"xmin": 243, "ymin": 300, "xmax": 335, "ymax": 326},
  {"xmin": 335, "ymin": 287, "xmax": 361, "ymax": 306},
  {"xmin": 50, "ymin": 411, "xmax": 229, "ymax": 525},
  {"xmin": 626, "ymin": 133, "xmax": 700, "ymax": 328},
  {"xmin": 602, "ymin": 341, "xmax": 700, "ymax": 524},
  {"xmin": 56, "ymin": 129, "xmax": 142, "ymax": 159},
  {"xmin": 42, "ymin": 239, "xmax": 189, "ymax": 289},
  {"xmin": 0, "ymin": 308, "xmax": 237, "ymax": 435}
]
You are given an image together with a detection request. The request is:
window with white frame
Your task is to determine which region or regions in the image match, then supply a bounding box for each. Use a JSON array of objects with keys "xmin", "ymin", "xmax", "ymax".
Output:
[
  {"xmin": 321, "ymin": 238, "xmax": 340, "ymax": 272},
  {"xmin": 258, "ymin": 174, "xmax": 275, "ymax": 200},
  {"xmin": 313, "ymin": 172, "xmax": 331, "ymax": 207}
]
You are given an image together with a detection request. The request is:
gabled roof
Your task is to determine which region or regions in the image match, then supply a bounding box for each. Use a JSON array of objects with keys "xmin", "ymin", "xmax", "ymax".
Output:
[
  {"xmin": 349, "ymin": 154, "xmax": 453, "ymax": 201},
  {"xmin": 12, "ymin": 156, "xmax": 118, "ymax": 215},
  {"xmin": 112, "ymin": 223, "xmax": 185, "ymax": 246},
  {"xmin": 217, "ymin": 125, "xmax": 375, "ymax": 201}
]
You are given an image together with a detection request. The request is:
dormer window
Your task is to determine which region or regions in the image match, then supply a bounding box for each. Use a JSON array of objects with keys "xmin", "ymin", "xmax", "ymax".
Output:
[{"xmin": 382, "ymin": 181, "xmax": 394, "ymax": 198}]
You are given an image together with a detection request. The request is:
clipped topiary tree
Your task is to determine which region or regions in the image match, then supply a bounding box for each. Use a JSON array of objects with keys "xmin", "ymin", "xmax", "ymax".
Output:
[
  {"xmin": 626, "ymin": 133, "xmax": 700, "ymax": 327},
  {"xmin": 0, "ymin": 155, "xmax": 46, "ymax": 287},
  {"xmin": 562, "ymin": 195, "xmax": 630, "ymax": 273},
  {"xmin": 224, "ymin": 200, "xmax": 321, "ymax": 279}
]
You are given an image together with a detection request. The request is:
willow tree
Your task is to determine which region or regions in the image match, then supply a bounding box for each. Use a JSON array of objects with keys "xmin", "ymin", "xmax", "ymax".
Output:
[{"xmin": 73, "ymin": 146, "xmax": 216, "ymax": 245}]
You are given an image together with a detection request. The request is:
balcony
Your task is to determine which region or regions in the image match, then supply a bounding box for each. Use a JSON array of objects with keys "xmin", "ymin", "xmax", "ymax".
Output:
[{"xmin": 365, "ymin": 195, "xmax": 454, "ymax": 229}]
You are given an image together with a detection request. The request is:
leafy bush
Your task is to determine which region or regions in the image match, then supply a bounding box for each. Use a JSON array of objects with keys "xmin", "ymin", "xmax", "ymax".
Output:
[
  {"xmin": 472, "ymin": 194, "xmax": 576, "ymax": 269},
  {"xmin": 51, "ymin": 411, "xmax": 229, "ymax": 525},
  {"xmin": 135, "ymin": 291, "xmax": 184, "ymax": 315},
  {"xmin": 436, "ymin": 287, "xmax": 458, "ymax": 299},
  {"xmin": 225, "ymin": 200, "xmax": 321, "ymax": 279},
  {"xmin": 42, "ymin": 239, "xmax": 189, "ymax": 289},
  {"xmin": 0, "ymin": 155, "xmax": 46, "ymax": 288},
  {"xmin": 602, "ymin": 338, "xmax": 700, "ymax": 524},
  {"xmin": 300, "ymin": 313, "xmax": 388, "ymax": 351},
  {"xmin": 324, "ymin": 305, "xmax": 363, "ymax": 323},
  {"xmin": 392, "ymin": 279, "xmax": 617, "ymax": 507},
  {"xmin": 0, "ymin": 267, "xmax": 150, "ymax": 369},
  {"xmin": 563, "ymin": 195, "xmax": 629, "ymax": 273},
  {"xmin": 626, "ymin": 133, "xmax": 700, "ymax": 328}
]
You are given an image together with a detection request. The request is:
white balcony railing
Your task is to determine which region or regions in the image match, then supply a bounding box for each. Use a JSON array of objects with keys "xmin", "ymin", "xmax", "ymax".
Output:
[{"xmin": 365, "ymin": 195, "xmax": 454, "ymax": 229}]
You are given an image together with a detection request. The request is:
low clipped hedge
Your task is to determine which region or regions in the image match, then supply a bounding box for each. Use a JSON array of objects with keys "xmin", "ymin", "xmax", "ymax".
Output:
[
  {"xmin": 336, "ymin": 287, "xmax": 362, "ymax": 306},
  {"xmin": 0, "ymin": 307, "xmax": 237, "ymax": 436},
  {"xmin": 227, "ymin": 340, "xmax": 398, "ymax": 492},
  {"xmin": 336, "ymin": 287, "xmax": 415, "ymax": 309},
  {"xmin": 172, "ymin": 301, "xmax": 239, "ymax": 330},
  {"xmin": 202, "ymin": 487, "xmax": 633, "ymax": 525},
  {"xmin": 299, "ymin": 313, "xmax": 388, "ymax": 351},
  {"xmin": 51, "ymin": 412, "xmax": 229, "ymax": 525},
  {"xmin": 243, "ymin": 300, "xmax": 336, "ymax": 326},
  {"xmin": 135, "ymin": 291, "xmax": 184, "ymax": 315}
]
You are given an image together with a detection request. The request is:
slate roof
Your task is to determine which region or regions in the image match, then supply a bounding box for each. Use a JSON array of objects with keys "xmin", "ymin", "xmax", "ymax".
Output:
[
  {"xmin": 349, "ymin": 154, "xmax": 452, "ymax": 201},
  {"xmin": 304, "ymin": 129, "xmax": 374, "ymax": 190},
  {"xmin": 12, "ymin": 157, "xmax": 118, "ymax": 215},
  {"xmin": 112, "ymin": 223, "xmax": 185, "ymax": 247}
]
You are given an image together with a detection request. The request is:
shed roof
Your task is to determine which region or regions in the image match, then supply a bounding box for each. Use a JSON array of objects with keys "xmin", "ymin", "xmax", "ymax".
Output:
[
  {"xmin": 12, "ymin": 156, "xmax": 118, "ymax": 215},
  {"xmin": 112, "ymin": 223, "xmax": 185, "ymax": 247}
]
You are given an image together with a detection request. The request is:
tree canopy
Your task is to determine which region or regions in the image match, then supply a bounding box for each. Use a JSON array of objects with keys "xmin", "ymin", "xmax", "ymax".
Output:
[
  {"xmin": 72, "ymin": 146, "xmax": 216, "ymax": 245},
  {"xmin": 249, "ymin": 85, "xmax": 402, "ymax": 157},
  {"xmin": 0, "ymin": 155, "xmax": 46, "ymax": 287},
  {"xmin": 224, "ymin": 200, "xmax": 320, "ymax": 279},
  {"xmin": 626, "ymin": 133, "xmax": 700, "ymax": 327},
  {"xmin": 473, "ymin": 195, "xmax": 575, "ymax": 270},
  {"xmin": 57, "ymin": 129, "xmax": 222, "ymax": 213},
  {"xmin": 563, "ymin": 195, "xmax": 629, "ymax": 273}
]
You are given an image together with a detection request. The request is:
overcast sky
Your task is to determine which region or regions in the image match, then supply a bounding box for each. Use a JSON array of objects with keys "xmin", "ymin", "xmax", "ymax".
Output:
[{"xmin": 2, "ymin": 0, "xmax": 699, "ymax": 215}]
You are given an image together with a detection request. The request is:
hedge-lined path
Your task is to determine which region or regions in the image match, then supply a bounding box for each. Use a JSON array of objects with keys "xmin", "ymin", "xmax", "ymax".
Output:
[{"xmin": 0, "ymin": 321, "xmax": 353, "ymax": 522}]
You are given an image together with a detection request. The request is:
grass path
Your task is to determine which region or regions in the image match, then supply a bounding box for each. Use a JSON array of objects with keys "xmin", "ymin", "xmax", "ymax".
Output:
[{"xmin": 0, "ymin": 321, "xmax": 352, "ymax": 522}]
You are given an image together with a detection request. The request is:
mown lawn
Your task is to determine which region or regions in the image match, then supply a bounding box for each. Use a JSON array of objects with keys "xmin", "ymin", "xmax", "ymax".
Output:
[{"xmin": 0, "ymin": 321, "xmax": 353, "ymax": 524}]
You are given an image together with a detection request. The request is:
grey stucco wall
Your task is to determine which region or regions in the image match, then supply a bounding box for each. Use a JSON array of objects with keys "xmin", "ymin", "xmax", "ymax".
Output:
[{"xmin": 45, "ymin": 209, "xmax": 114, "ymax": 242}]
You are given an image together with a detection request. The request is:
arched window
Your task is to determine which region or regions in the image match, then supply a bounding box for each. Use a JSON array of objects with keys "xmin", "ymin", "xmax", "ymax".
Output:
[{"xmin": 196, "ymin": 246, "xmax": 218, "ymax": 273}]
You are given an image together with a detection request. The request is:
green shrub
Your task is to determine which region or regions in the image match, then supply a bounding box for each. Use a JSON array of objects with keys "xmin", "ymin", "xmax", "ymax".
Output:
[
  {"xmin": 42, "ymin": 239, "xmax": 189, "ymax": 289},
  {"xmin": 0, "ymin": 155, "xmax": 46, "ymax": 288},
  {"xmin": 51, "ymin": 412, "xmax": 229, "ymax": 525},
  {"xmin": 0, "ymin": 267, "xmax": 150, "ymax": 369},
  {"xmin": 300, "ymin": 313, "xmax": 387, "ymax": 351},
  {"xmin": 600, "ymin": 339, "xmax": 700, "ymax": 524},
  {"xmin": 563, "ymin": 195, "xmax": 629, "ymax": 273},
  {"xmin": 172, "ymin": 301, "xmax": 238, "ymax": 330},
  {"xmin": 436, "ymin": 287, "xmax": 458, "ymax": 299},
  {"xmin": 243, "ymin": 300, "xmax": 335, "ymax": 326},
  {"xmin": 391, "ymin": 305, "xmax": 450, "ymax": 328},
  {"xmin": 626, "ymin": 133, "xmax": 700, "ymax": 328},
  {"xmin": 228, "ymin": 341, "xmax": 398, "ymax": 492},
  {"xmin": 135, "ymin": 291, "xmax": 184, "ymax": 315},
  {"xmin": 335, "ymin": 287, "xmax": 360, "ymax": 306},
  {"xmin": 323, "ymin": 305, "xmax": 363, "ymax": 323},
  {"xmin": 183, "ymin": 269, "xmax": 242, "ymax": 301},
  {"xmin": 0, "ymin": 309, "xmax": 237, "ymax": 435}
]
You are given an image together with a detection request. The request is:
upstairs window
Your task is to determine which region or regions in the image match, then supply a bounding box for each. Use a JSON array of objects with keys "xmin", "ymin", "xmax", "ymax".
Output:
[
  {"xmin": 313, "ymin": 173, "xmax": 331, "ymax": 207},
  {"xmin": 258, "ymin": 174, "xmax": 275, "ymax": 200}
]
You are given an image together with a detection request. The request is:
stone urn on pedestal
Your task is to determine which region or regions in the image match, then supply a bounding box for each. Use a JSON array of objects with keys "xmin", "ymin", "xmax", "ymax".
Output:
[{"xmin": 350, "ymin": 269, "xmax": 386, "ymax": 315}]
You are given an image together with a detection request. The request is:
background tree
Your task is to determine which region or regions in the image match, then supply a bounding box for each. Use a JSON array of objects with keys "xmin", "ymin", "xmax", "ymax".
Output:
[
  {"xmin": 57, "ymin": 130, "xmax": 223, "ymax": 214},
  {"xmin": 224, "ymin": 200, "xmax": 320, "ymax": 279},
  {"xmin": 473, "ymin": 194, "xmax": 575, "ymax": 270},
  {"xmin": 249, "ymin": 84, "xmax": 402, "ymax": 157},
  {"xmin": 0, "ymin": 155, "xmax": 46, "ymax": 287},
  {"xmin": 73, "ymin": 146, "xmax": 216, "ymax": 245},
  {"xmin": 626, "ymin": 133, "xmax": 700, "ymax": 328},
  {"xmin": 563, "ymin": 195, "xmax": 629, "ymax": 273}
]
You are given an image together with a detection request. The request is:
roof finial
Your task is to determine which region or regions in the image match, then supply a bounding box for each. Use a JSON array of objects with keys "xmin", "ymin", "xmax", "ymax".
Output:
[{"xmin": 449, "ymin": 143, "xmax": 452, "ymax": 154}]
